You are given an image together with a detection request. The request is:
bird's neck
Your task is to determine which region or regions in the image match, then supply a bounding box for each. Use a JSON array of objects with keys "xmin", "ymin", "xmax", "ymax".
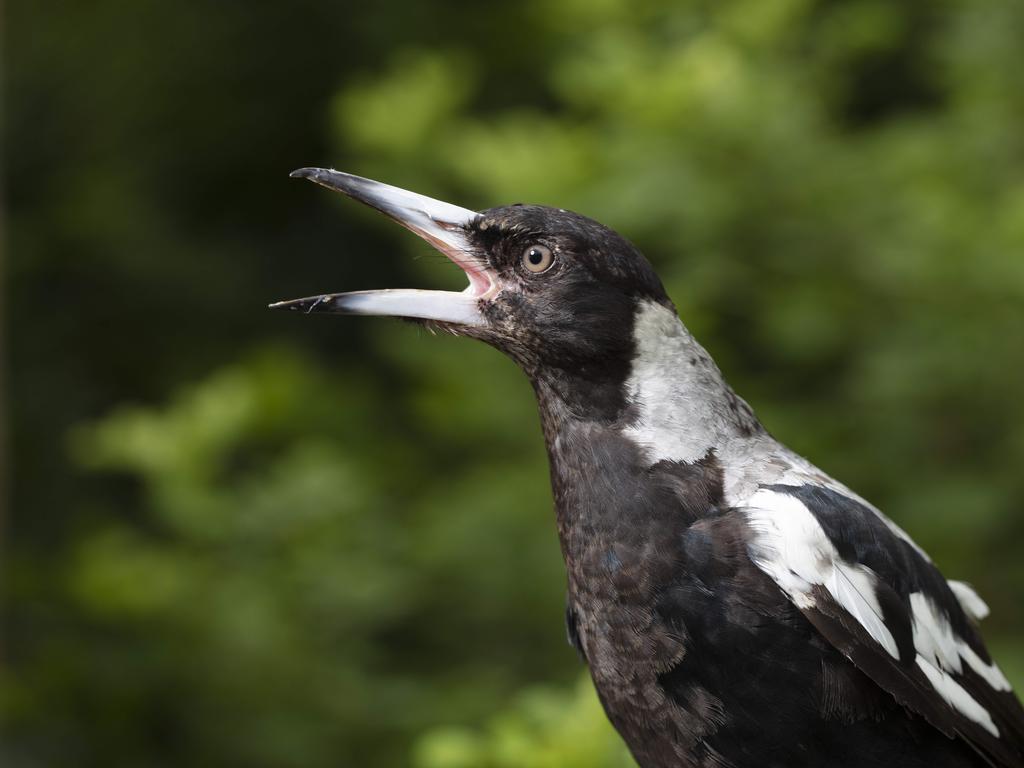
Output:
[
  {"xmin": 614, "ymin": 299, "xmax": 764, "ymax": 463},
  {"xmin": 531, "ymin": 300, "xmax": 763, "ymax": 536}
]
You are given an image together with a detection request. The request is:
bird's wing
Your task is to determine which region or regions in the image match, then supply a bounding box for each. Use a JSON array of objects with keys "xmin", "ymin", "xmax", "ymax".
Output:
[{"xmin": 742, "ymin": 482, "xmax": 1024, "ymax": 768}]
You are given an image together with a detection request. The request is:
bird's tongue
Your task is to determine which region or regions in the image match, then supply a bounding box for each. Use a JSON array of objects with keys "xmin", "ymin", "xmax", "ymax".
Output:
[{"xmin": 270, "ymin": 169, "xmax": 496, "ymax": 326}]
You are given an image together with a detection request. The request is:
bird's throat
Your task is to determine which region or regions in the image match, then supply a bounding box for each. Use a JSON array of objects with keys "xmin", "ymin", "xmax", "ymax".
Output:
[{"xmin": 531, "ymin": 300, "xmax": 763, "ymax": 545}]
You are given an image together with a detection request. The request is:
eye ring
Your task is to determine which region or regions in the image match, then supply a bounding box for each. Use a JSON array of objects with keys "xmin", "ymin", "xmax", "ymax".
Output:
[{"xmin": 521, "ymin": 244, "xmax": 554, "ymax": 274}]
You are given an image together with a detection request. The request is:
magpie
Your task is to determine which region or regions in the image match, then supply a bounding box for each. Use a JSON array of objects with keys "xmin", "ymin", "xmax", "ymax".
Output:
[{"xmin": 273, "ymin": 169, "xmax": 1024, "ymax": 768}]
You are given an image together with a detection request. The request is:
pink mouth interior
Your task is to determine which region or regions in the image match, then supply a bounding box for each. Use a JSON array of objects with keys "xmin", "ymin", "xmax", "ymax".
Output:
[
  {"xmin": 420, "ymin": 231, "xmax": 497, "ymax": 299},
  {"xmin": 456, "ymin": 259, "xmax": 495, "ymax": 298}
]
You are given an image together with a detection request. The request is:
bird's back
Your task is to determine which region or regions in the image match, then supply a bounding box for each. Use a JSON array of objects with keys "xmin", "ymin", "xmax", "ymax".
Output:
[
  {"xmin": 542, "ymin": 300, "xmax": 1024, "ymax": 768},
  {"xmin": 554, "ymin": 425, "xmax": 1016, "ymax": 767}
]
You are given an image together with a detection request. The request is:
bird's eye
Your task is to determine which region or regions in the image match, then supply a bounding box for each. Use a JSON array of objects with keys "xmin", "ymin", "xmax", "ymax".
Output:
[{"xmin": 522, "ymin": 244, "xmax": 554, "ymax": 274}]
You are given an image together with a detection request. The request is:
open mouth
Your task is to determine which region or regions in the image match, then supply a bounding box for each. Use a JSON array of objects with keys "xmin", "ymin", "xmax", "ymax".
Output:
[{"xmin": 270, "ymin": 168, "xmax": 497, "ymax": 326}]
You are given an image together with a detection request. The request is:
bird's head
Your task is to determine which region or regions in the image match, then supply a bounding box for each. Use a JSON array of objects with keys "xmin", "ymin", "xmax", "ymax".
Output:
[{"xmin": 274, "ymin": 169, "xmax": 673, "ymax": 408}]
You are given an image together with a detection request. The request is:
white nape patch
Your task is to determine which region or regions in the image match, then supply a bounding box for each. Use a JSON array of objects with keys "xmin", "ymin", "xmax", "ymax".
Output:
[
  {"xmin": 618, "ymin": 302, "xmax": 932, "ymax": 580},
  {"xmin": 948, "ymin": 580, "xmax": 991, "ymax": 622},
  {"xmin": 910, "ymin": 591, "xmax": 1012, "ymax": 696},
  {"xmin": 619, "ymin": 303, "xmax": 937, "ymax": 589},
  {"xmin": 744, "ymin": 489, "xmax": 900, "ymax": 659},
  {"xmin": 621, "ymin": 301, "xmax": 738, "ymax": 465},
  {"xmin": 916, "ymin": 656, "xmax": 1000, "ymax": 737}
]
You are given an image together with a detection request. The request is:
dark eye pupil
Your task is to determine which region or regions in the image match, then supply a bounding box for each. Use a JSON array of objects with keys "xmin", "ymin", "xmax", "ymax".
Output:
[{"xmin": 529, "ymin": 249, "xmax": 544, "ymax": 265}]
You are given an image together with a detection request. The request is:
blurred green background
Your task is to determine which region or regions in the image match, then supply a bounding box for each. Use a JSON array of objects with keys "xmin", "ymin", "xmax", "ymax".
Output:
[{"xmin": 5, "ymin": 0, "xmax": 1024, "ymax": 765}]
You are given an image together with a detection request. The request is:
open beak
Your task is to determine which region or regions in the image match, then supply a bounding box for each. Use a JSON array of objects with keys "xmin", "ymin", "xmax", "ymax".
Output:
[{"xmin": 270, "ymin": 168, "xmax": 497, "ymax": 327}]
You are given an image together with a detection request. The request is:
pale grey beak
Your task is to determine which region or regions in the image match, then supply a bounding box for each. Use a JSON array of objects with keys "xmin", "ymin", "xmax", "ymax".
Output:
[{"xmin": 270, "ymin": 168, "xmax": 497, "ymax": 326}]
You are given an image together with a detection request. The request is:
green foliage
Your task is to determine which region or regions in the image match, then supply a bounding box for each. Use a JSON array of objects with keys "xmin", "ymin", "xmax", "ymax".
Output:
[
  {"xmin": 6, "ymin": 0, "xmax": 1024, "ymax": 766},
  {"xmin": 414, "ymin": 678, "xmax": 635, "ymax": 768},
  {"xmin": 9, "ymin": 345, "xmax": 574, "ymax": 766}
]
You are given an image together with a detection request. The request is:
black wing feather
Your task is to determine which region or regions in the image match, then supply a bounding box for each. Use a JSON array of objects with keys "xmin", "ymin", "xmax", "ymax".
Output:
[{"xmin": 760, "ymin": 484, "xmax": 1024, "ymax": 768}]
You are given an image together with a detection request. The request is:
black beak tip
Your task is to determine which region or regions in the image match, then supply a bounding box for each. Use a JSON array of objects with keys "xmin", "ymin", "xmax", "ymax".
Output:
[
  {"xmin": 289, "ymin": 167, "xmax": 321, "ymax": 181},
  {"xmin": 268, "ymin": 298, "xmax": 305, "ymax": 311}
]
